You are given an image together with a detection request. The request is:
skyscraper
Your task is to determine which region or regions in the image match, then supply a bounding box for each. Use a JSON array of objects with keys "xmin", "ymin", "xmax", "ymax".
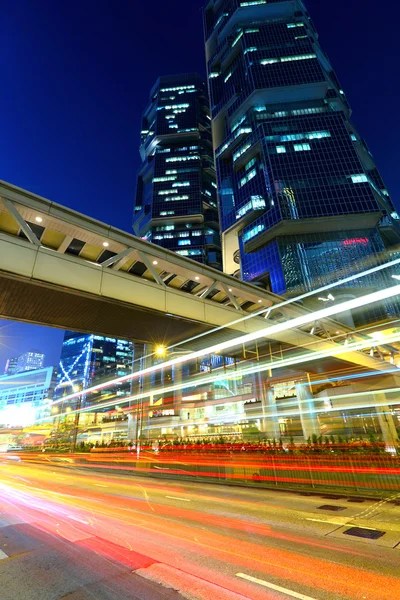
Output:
[
  {"xmin": 54, "ymin": 332, "xmax": 134, "ymax": 409},
  {"xmin": 4, "ymin": 350, "xmax": 45, "ymax": 375},
  {"xmin": 0, "ymin": 367, "xmax": 55, "ymax": 427},
  {"xmin": 133, "ymin": 73, "xmax": 222, "ymax": 269},
  {"xmin": 204, "ymin": 1, "xmax": 400, "ymax": 296},
  {"xmin": 4, "ymin": 356, "xmax": 18, "ymax": 376}
]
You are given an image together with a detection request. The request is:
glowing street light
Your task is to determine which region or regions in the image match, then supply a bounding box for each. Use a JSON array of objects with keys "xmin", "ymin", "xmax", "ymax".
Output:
[{"xmin": 155, "ymin": 346, "xmax": 166, "ymax": 357}]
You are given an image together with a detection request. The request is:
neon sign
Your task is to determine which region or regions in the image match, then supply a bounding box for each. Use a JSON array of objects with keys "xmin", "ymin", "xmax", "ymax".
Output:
[{"xmin": 342, "ymin": 238, "xmax": 369, "ymax": 246}]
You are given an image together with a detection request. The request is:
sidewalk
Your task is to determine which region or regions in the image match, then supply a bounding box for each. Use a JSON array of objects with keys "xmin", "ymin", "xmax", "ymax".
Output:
[{"xmin": 0, "ymin": 510, "xmax": 182, "ymax": 600}]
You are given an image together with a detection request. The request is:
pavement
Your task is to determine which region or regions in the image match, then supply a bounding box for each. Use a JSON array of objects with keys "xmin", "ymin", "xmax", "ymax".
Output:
[{"xmin": 1, "ymin": 454, "xmax": 400, "ymax": 600}]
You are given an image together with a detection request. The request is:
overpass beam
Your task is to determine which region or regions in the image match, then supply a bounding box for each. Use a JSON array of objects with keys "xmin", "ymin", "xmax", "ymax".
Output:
[
  {"xmin": 199, "ymin": 280, "xmax": 218, "ymax": 299},
  {"xmin": 137, "ymin": 251, "xmax": 166, "ymax": 286},
  {"xmin": 101, "ymin": 248, "xmax": 133, "ymax": 269},
  {"xmin": 222, "ymin": 284, "xmax": 241, "ymax": 311},
  {"xmin": 2, "ymin": 198, "xmax": 41, "ymax": 246},
  {"xmin": 57, "ymin": 235, "xmax": 74, "ymax": 253}
]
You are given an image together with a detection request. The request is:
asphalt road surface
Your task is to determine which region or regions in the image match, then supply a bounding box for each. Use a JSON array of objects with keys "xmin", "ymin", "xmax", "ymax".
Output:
[{"xmin": 1, "ymin": 455, "xmax": 400, "ymax": 600}]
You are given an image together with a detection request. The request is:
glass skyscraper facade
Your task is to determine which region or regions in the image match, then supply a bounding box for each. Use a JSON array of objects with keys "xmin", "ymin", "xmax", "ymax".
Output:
[
  {"xmin": 54, "ymin": 332, "xmax": 134, "ymax": 409},
  {"xmin": 5, "ymin": 350, "xmax": 45, "ymax": 375},
  {"xmin": 204, "ymin": 0, "xmax": 400, "ymax": 296},
  {"xmin": 0, "ymin": 367, "xmax": 55, "ymax": 427},
  {"xmin": 133, "ymin": 73, "xmax": 222, "ymax": 269}
]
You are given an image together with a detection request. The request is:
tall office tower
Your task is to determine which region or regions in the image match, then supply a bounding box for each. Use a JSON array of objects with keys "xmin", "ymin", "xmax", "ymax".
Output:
[
  {"xmin": 204, "ymin": 1, "xmax": 400, "ymax": 296},
  {"xmin": 133, "ymin": 73, "xmax": 222, "ymax": 269},
  {"xmin": 0, "ymin": 367, "xmax": 56, "ymax": 427},
  {"xmin": 4, "ymin": 350, "xmax": 45, "ymax": 375},
  {"xmin": 16, "ymin": 350, "xmax": 45, "ymax": 373},
  {"xmin": 4, "ymin": 356, "xmax": 18, "ymax": 376},
  {"xmin": 54, "ymin": 332, "xmax": 134, "ymax": 409}
]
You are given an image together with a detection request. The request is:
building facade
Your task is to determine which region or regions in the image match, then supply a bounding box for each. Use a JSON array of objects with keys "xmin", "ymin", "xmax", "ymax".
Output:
[
  {"xmin": 133, "ymin": 73, "xmax": 222, "ymax": 269},
  {"xmin": 4, "ymin": 350, "xmax": 45, "ymax": 376},
  {"xmin": 0, "ymin": 367, "xmax": 55, "ymax": 427},
  {"xmin": 54, "ymin": 332, "xmax": 134, "ymax": 410},
  {"xmin": 204, "ymin": 0, "xmax": 400, "ymax": 296},
  {"xmin": 4, "ymin": 356, "xmax": 19, "ymax": 376}
]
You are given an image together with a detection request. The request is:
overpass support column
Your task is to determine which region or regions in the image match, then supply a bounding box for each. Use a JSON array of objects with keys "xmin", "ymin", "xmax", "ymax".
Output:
[
  {"xmin": 259, "ymin": 376, "xmax": 280, "ymax": 440},
  {"xmin": 127, "ymin": 412, "xmax": 137, "ymax": 444},
  {"xmin": 173, "ymin": 364, "xmax": 183, "ymax": 410},
  {"xmin": 374, "ymin": 393, "xmax": 399, "ymax": 449},
  {"xmin": 295, "ymin": 379, "xmax": 320, "ymax": 441}
]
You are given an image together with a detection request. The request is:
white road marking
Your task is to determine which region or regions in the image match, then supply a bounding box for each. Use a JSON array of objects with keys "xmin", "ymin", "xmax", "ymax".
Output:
[
  {"xmin": 306, "ymin": 518, "xmax": 377, "ymax": 531},
  {"xmin": 348, "ymin": 525, "xmax": 377, "ymax": 531},
  {"xmin": 306, "ymin": 518, "xmax": 349, "ymax": 526},
  {"xmin": 0, "ymin": 550, "xmax": 8, "ymax": 560},
  {"xmin": 94, "ymin": 484, "xmax": 108, "ymax": 487},
  {"xmin": 236, "ymin": 573, "xmax": 319, "ymax": 600},
  {"xmin": 165, "ymin": 496, "xmax": 191, "ymax": 502}
]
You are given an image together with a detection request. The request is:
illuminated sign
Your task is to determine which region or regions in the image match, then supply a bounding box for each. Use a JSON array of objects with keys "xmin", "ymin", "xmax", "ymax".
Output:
[{"xmin": 342, "ymin": 238, "xmax": 369, "ymax": 246}]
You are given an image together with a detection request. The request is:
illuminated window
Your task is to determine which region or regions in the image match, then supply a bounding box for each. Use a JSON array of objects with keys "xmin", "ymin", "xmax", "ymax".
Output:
[
  {"xmin": 240, "ymin": 168, "xmax": 257, "ymax": 188},
  {"xmin": 160, "ymin": 85, "xmax": 195, "ymax": 92},
  {"xmin": 165, "ymin": 195, "xmax": 189, "ymax": 201},
  {"xmin": 153, "ymin": 176, "xmax": 177, "ymax": 182},
  {"xmin": 350, "ymin": 174, "xmax": 368, "ymax": 183},
  {"xmin": 261, "ymin": 54, "xmax": 316, "ymax": 65},
  {"xmin": 232, "ymin": 30, "xmax": 243, "ymax": 47},
  {"xmin": 172, "ymin": 182, "xmax": 190, "ymax": 187},
  {"xmin": 224, "ymin": 71, "xmax": 233, "ymax": 83},
  {"xmin": 165, "ymin": 155, "xmax": 200, "ymax": 162},
  {"xmin": 243, "ymin": 224, "xmax": 265, "ymax": 242},
  {"xmin": 240, "ymin": 0, "xmax": 266, "ymax": 6},
  {"xmin": 294, "ymin": 143, "xmax": 311, "ymax": 151},
  {"xmin": 233, "ymin": 143, "xmax": 251, "ymax": 162},
  {"xmin": 276, "ymin": 146, "xmax": 286, "ymax": 154}
]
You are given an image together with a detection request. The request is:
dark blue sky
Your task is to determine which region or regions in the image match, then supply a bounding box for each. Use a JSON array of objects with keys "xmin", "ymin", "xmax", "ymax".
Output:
[{"xmin": 0, "ymin": 0, "xmax": 398, "ymax": 368}]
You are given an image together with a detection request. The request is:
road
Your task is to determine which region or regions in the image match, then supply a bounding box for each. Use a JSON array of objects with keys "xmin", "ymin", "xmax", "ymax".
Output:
[{"xmin": 1, "ymin": 455, "xmax": 400, "ymax": 600}]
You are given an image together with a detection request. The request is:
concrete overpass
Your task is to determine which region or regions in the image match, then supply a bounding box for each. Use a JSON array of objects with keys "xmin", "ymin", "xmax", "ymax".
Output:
[{"xmin": 0, "ymin": 180, "xmax": 398, "ymax": 380}]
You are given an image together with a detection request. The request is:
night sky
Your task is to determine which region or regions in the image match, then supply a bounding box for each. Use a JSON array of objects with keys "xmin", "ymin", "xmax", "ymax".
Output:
[{"xmin": 0, "ymin": 0, "xmax": 397, "ymax": 370}]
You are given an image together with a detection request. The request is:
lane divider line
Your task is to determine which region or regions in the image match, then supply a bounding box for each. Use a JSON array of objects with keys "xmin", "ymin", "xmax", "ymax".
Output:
[
  {"xmin": 306, "ymin": 518, "xmax": 378, "ymax": 531},
  {"xmin": 306, "ymin": 518, "xmax": 349, "ymax": 526},
  {"xmin": 236, "ymin": 573, "xmax": 319, "ymax": 600},
  {"xmin": 165, "ymin": 496, "xmax": 191, "ymax": 502}
]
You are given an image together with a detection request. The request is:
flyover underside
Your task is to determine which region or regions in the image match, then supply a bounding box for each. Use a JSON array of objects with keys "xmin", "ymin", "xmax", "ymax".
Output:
[
  {"xmin": 0, "ymin": 271, "xmax": 214, "ymax": 346},
  {"xmin": 0, "ymin": 270, "xmax": 396, "ymax": 382}
]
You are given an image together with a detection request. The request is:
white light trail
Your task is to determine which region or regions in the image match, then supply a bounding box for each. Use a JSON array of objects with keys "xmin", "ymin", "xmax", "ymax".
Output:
[
  {"xmin": 49, "ymin": 328, "xmax": 400, "ymax": 420},
  {"xmin": 51, "ymin": 282, "xmax": 400, "ymax": 409},
  {"xmin": 171, "ymin": 255, "xmax": 400, "ymax": 350}
]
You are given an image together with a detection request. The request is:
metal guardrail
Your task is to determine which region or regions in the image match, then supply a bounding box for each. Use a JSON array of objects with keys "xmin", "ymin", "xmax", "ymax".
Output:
[{"xmin": 30, "ymin": 451, "xmax": 400, "ymax": 496}]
